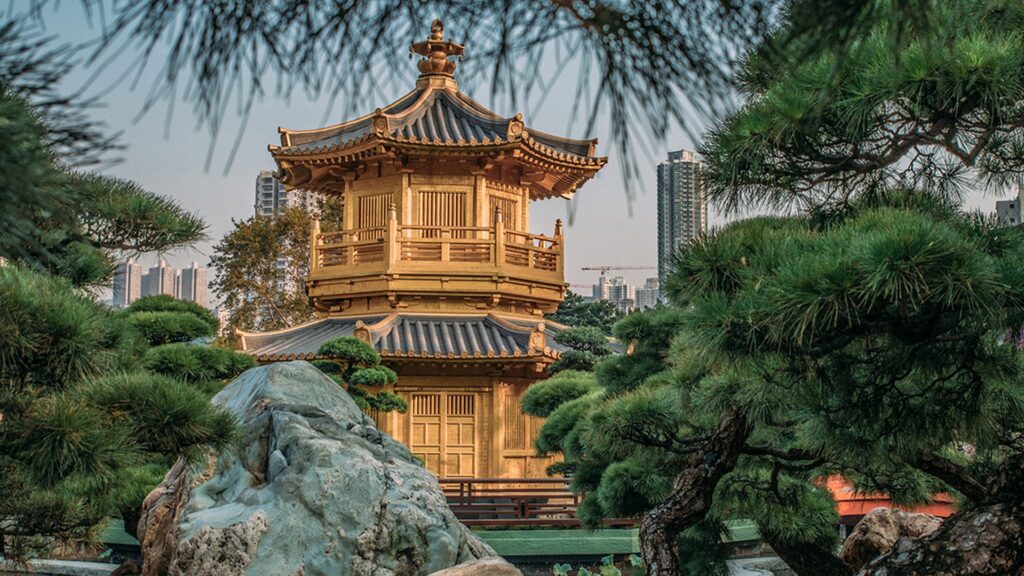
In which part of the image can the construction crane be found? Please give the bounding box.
[581,265,657,278]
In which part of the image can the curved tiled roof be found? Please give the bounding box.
[274,83,599,163]
[239,313,569,362]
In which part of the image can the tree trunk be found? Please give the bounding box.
[763,533,854,576]
[856,500,1023,575]
[859,452,1024,575]
[639,406,751,576]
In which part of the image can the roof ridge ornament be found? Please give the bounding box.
[410,19,465,77]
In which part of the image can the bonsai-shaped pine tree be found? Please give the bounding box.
[527,1,1024,573]
[315,337,408,413]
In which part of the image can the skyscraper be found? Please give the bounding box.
[254,170,318,217]
[179,261,208,307]
[635,277,661,309]
[142,259,177,297]
[657,149,707,287]
[111,259,142,308]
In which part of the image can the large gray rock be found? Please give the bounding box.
[138,361,495,576]
[426,558,523,576]
[839,507,943,571]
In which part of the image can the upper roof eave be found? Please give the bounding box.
[271,134,607,169]
[271,81,603,163]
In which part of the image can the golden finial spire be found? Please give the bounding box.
[410,19,464,77]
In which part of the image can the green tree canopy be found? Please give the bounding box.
[210,199,342,334]
[0,88,241,559]
[547,291,624,335]
[533,2,1024,574]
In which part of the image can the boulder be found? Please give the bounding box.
[138,361,496,576]
[426,557,523,576]
[839,507,943,571]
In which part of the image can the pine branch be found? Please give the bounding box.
[913,452,987,502]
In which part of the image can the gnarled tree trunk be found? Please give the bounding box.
[857,452,1024,575]
[638,406,751,576]
[857,500,1023,575]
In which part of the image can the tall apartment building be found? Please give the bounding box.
[179,261,208,307]
[657,149,707,286]
[142,259,177,298]
[254,170,318,217]
[255,170,321,292]
[635,277,661,309]
[996,185,1024,226]
[111,259,142,308]
[591,274,637,312]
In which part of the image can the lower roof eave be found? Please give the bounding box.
[253,351,556,364]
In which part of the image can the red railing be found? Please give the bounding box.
[438,478,637,527]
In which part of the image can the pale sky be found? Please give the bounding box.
[30,2,1004,303]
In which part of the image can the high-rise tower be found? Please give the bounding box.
[179,261,208,307]
[255,170,318,217]
[657,149,707,286]
[142,259,177,297]
[111,259,142,308]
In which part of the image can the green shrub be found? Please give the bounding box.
[548,350,601,374]
[318,336,380,366]
[522,371,599,417]
[127,294,219,332]
[311,359,341,374]
[143,343,255,384]
[84,371,236,455]
[347,366,398,387]
[362,389,408,413]
[535,392,600,454]
[126,311,214,345]
[553,326,612,356]
[0,266,112,388]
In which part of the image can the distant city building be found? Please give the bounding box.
[255,170,319,292]
[111,259,142,308]
[995,185,1023,226]
[179,261,208,307]
[591,274,637,312]
[657,149,707,287]
[635,277,661,309]
[142,259,177,297]
[255,170,318,217]
[592,274,611,301]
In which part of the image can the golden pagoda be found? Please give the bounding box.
[238,20,606,480]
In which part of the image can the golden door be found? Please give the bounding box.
[408,392,478,477]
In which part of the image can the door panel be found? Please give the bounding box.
[410,394,442,472]
[445,394,477,477]
[408,392,478,477]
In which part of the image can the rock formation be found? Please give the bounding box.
[839,508,942,571]
[137,361,495,576]
[426,557,523,576]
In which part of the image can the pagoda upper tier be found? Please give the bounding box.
[271,21,605,200]
[269,20,606,318]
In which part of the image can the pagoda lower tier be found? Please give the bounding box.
[238,311,569,479]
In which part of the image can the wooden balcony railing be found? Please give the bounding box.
[309,206,564,285]
[438,478,638,527]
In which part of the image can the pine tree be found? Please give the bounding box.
[0,90,252,560]
[531,1,1024,574]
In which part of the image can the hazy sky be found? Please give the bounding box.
[32,3,1004,302]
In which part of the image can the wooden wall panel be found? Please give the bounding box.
[418,191,467,237]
